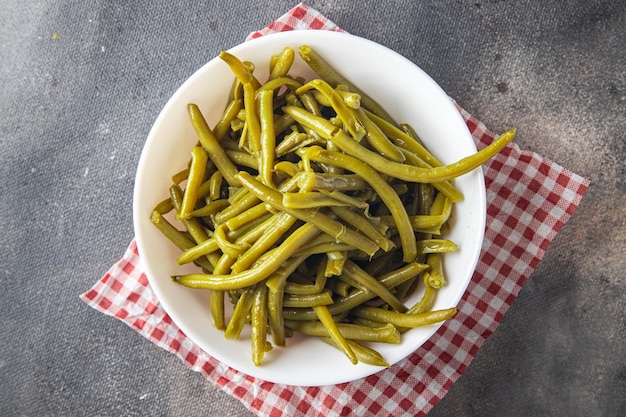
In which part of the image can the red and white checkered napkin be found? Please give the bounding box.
[81,3,590,417]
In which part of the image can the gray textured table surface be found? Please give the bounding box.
[1,1,624,416]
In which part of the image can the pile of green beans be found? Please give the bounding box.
[151,45,516,366]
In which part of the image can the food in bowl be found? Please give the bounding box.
[133,30,513,385]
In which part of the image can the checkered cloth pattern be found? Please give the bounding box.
[81,3,590,416]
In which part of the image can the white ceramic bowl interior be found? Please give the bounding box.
[133,30,485,386]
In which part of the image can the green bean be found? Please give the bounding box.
[224,286,255,339]
[292,241,355,257]
[224,149,259,170]
[172,222,320,290]
[363,109,442,168]
[352,106,405,163]
[330,206,394,252]
[297,79,365,141]
[176,237,219,265]
[172,168,189,184]
[177,146,208,221]
[236,171,380,256]
[281,191,354,209]
[251,285,269,366]
[169,184,211,244]
[325,250,347,276]
[284,105,517,183]
[283,290,333,308]
[295,171,368,191]
[297,45,396,124]
[312,305,357,364]
[258,89,276,187]
[352,306,457,328]
[273,113,296,136]
[340,260,407,313]
[189,199,229,218]
[326,279,351,297]
[226,212,274,243]
[150,211,213,272]
[210,290,226,330]
[319,337,389,367]
[397,147,463,202]
[208,171,223,201]
[242,82,261,156]
[269,46,295,80]
[214,192,260,224]
[299,91,322,116]
[284,260,328,295]
[285,319,400,344]
[266,255,309,347]
[283,262,428,321]
[230,211,297,273]
[415,239,457,254]
[153,197,174,215]
[275,131,319,156]
[222,174,300,230]
[188,103,240,186]
[258,76,302,93]
[300,146,416,262]
[425,253,446,289]
[219,51,261,90]
[407,277,438,315]
[213,99,242,142]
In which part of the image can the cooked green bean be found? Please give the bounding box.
[189,199,229,218]
[295,171,368,191]
[236,171,380,256]
[266,254,309,347]
[283,290,333,308]
[258,89,276,187]
[320,337,389,367]
[284,105,516,183]
[341,260,407,312]
[269,46,295,80]
[284,261,328,295]
[150,211,213,272]
[300,146,416,262]
[283,262,428,321]
[224,286,255,339]
[176,237,219,265]
[213,99,242,141]
[330,206,394,252]
[285,319,400,344]
[153,197,174,215]
[209,290,226,330]
[242,82,262,156]
[352,306,457,328]
[172,222,320,290]
[177,146,208,221]
[188,103,240,186]
[282,191,354,209]
[172,168,189,184]
[312,305,357,364]
[219,51,261,90]
[169,184,211,244]
[425,253,446,289]
[251,285,269,366]
[297,79,365,141]
[297,45,396,124]
[415,239,457,254]
[352,106,405,162]
[230,211,297,273]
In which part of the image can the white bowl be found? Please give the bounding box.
[133,30,485,386]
